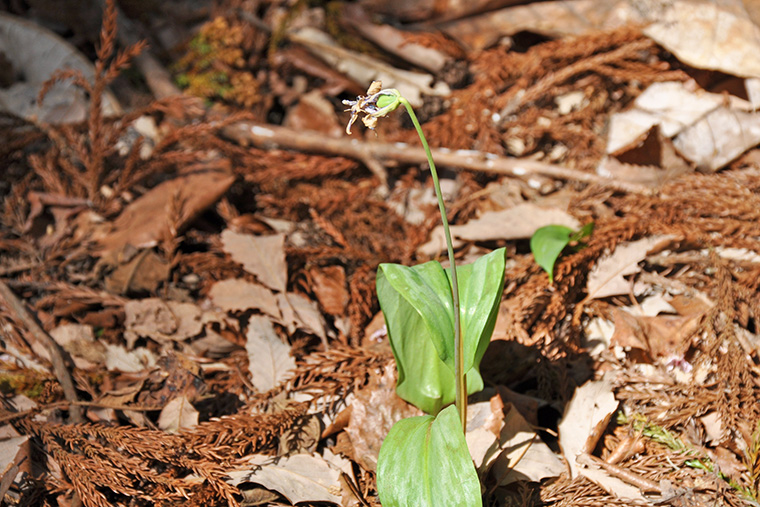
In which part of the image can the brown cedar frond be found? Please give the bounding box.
[37,69,92,106]
[96,0,118,65]
[103,40,148,83]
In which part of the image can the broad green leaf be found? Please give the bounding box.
[377,248,506,414]
[376,406,482,507]
[378,261,455,368]
[449,248,506,376]
[530,225,574,283]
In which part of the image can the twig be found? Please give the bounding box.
[0,282,83,423]
[222,121,654,195]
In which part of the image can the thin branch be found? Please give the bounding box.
[222,121,654,195]
[0,282,83,423]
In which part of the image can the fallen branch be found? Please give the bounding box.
[222,121,653,195]
[0,282,83,423]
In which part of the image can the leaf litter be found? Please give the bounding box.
[2,0,760,506]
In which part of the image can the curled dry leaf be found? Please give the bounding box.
[220,230,288,293]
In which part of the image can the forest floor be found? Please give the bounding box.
[2,0,760,506]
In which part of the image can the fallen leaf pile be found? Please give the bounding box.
[1,0,760,506]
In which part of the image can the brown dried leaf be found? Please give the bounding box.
[208,278,281,319]
[246,315,295,392]
[228,454,342,505]
[98,169,235,254]
[309,266,349,316]
[157,395,199,433]
[221,230,288,293]
[344,363,421,472]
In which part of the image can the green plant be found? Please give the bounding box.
[530,222,593,283]
[344,82,506,506]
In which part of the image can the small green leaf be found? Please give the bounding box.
[377,405,482,507]
[530,225,574,283]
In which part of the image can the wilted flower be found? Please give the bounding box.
[342,81,402,134]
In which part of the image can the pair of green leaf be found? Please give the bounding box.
[530,223,594,283]
[377,405,482,507]
[376,247,506,415]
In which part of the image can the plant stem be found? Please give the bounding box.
[400,98,466,431]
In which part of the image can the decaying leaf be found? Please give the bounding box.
[558,376,618,478]
[123,299,204,347]
[208,278,281,318]
[221,230,288,292]
[157,395,199,433]
[586,235,676,300]
[246,315,295,392]
[228,454,342,505]
[344,363,422,472]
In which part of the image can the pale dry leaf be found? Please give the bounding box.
[208,278,281,319]
[104,344,157,373]
[439,0,649,51]
[0,434,28,474]
[123,299,204,347]
[277,292,327,342]
[674,107,760,171]
[489,406,564,485]
[0,12,121,122]
[644,0,760,79]
[606,81,724,154]
[227,454,342,505]
[586,235,676,300]
[157,395,199,433]
[465,400,505,471]
[246,315,295,392]
[453,203,581,242]
[50,323,105,369]
[221,230,287,292]
[558,376,618,478]
[419,203,579,255]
